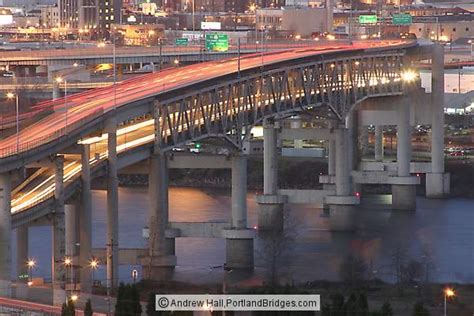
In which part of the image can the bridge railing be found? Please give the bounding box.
[0,108,104,159]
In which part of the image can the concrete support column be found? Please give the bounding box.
[328,121,336,177]
[79,145,92,293]
[16,226,28,279]
[426,44,450,197]
[374,125,384,162]
[144,151,176,280]
[360,125,369,157]
[64,203,76,292]
[231,155,247,229]
[106,119,119,289]
[52,156,66,305]
[396,103,411,177]
[335,128,350,196]
[391,98,417,211]
[345,111,358,171]
[225,155,254,270]
[15,226,28,299]
[0,172,12,297]
[326,127,358,231]
[256,118,287,231]
[53,81,60,100]
[263,119,278,195]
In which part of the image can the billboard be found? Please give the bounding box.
[201,21,221,30]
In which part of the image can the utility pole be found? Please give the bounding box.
[237,38,241,79]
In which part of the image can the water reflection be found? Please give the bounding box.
[18,187,474,284]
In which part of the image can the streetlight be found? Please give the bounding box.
[468,40,473,58]
[97,38,117,110]
[27,259,36,285]
[55,76,68,132]
[6,92,19,152]
[64,257,73,296]
[444,288,455,316]
[89,258,99,285]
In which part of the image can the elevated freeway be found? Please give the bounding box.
[0,40,448,305]
[0,43,312,67]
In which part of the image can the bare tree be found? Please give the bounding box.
[257,212,299,287]
[339,254,368,289]
[390,242,409,295]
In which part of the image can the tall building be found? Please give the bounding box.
[59,0,97,29]
[98,0,122,31]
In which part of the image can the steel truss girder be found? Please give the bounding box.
[154,52,406,150]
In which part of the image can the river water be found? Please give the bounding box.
[17,187,474,285]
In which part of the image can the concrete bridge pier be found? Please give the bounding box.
[323,121,336,192]
[256,118,287,231]
[79,144,92,294]
[360,125,369,157]
[16,226,28,278]
[426,44,450,197]
[391,98,418,211]
[144,151,177,280]
[52,156,66,305]
[105,119,119,289]
[53,80,60,100]
[15,226,29,299]
[326,127,358,231]
[374,125,384,162]
[0,172,12,297]
[223,155,254,270]
[64,203,78,292]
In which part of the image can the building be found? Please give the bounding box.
[12,15,40,27]
[142,1,158,15]
[58,0,97,29]
[403,6,474,42]
[113,23,164,45]
[98,0,122,32]
[256,6,330,36]
[410,20,474,42]
[39,4,59,27]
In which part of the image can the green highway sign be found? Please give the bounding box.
[392,13,412,25]
[175,38,189,46]
[205,33,229,52]
[358,15,378,24]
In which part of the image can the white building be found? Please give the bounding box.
[39,4,59,27]
[257,6,332,36]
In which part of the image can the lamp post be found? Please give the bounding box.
[444,288,455,316]
[98,39,116,110]
[27,259,36,286]
[249,4,257,48]
[89,258,99,287]
[64,257,73,298]
[468,40,473,59]
[6,92,19,152]
[55,76,68,132]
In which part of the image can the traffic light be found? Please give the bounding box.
[195,143,201,149]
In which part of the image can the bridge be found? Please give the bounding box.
[0,40,449,305]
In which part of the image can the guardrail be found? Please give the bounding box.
[0,108,104,158]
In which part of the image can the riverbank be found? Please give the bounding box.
[132,279,474,316]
